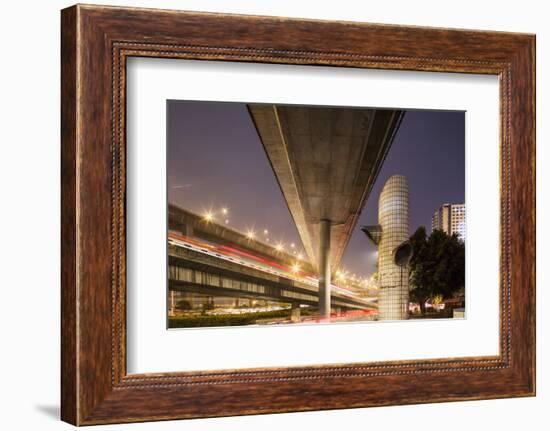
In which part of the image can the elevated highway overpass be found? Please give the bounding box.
[248,105,403,317]
[168,206,376,319]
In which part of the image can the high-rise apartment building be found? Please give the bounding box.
[432,203,466,241]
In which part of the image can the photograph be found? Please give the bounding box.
[167,101,466,329]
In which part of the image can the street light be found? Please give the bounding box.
[393,241,413,267]
[203,211,214,222]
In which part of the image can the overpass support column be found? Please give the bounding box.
[318,219,331,319]
[291,303,301,322]
[169,290,175,317]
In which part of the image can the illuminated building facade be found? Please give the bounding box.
[363,175,410,320]
[432,203,466,241]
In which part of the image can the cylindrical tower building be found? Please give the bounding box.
[378,175,410,320]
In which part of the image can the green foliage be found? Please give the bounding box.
[408,226,465,313]
[409,308,453,319]
[168,308,293,328]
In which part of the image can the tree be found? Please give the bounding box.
[408,226,465,314]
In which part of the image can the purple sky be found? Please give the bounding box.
[167,101,465,278]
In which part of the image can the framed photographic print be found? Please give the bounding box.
[61,4,535,425]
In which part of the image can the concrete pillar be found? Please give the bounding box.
[377,175,410,320]
[318,219,331,319]
[183,223,194,238]
[168,290,175,317]
[290,303,301,322]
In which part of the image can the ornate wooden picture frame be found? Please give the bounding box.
[61,4,535,425]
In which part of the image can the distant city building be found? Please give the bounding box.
[432,203,466,241]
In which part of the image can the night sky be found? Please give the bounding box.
[167,101,465,278]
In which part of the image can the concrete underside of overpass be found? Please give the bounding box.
[248,105,403,272]
[248,105,403,317]
[168,244,375,311]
